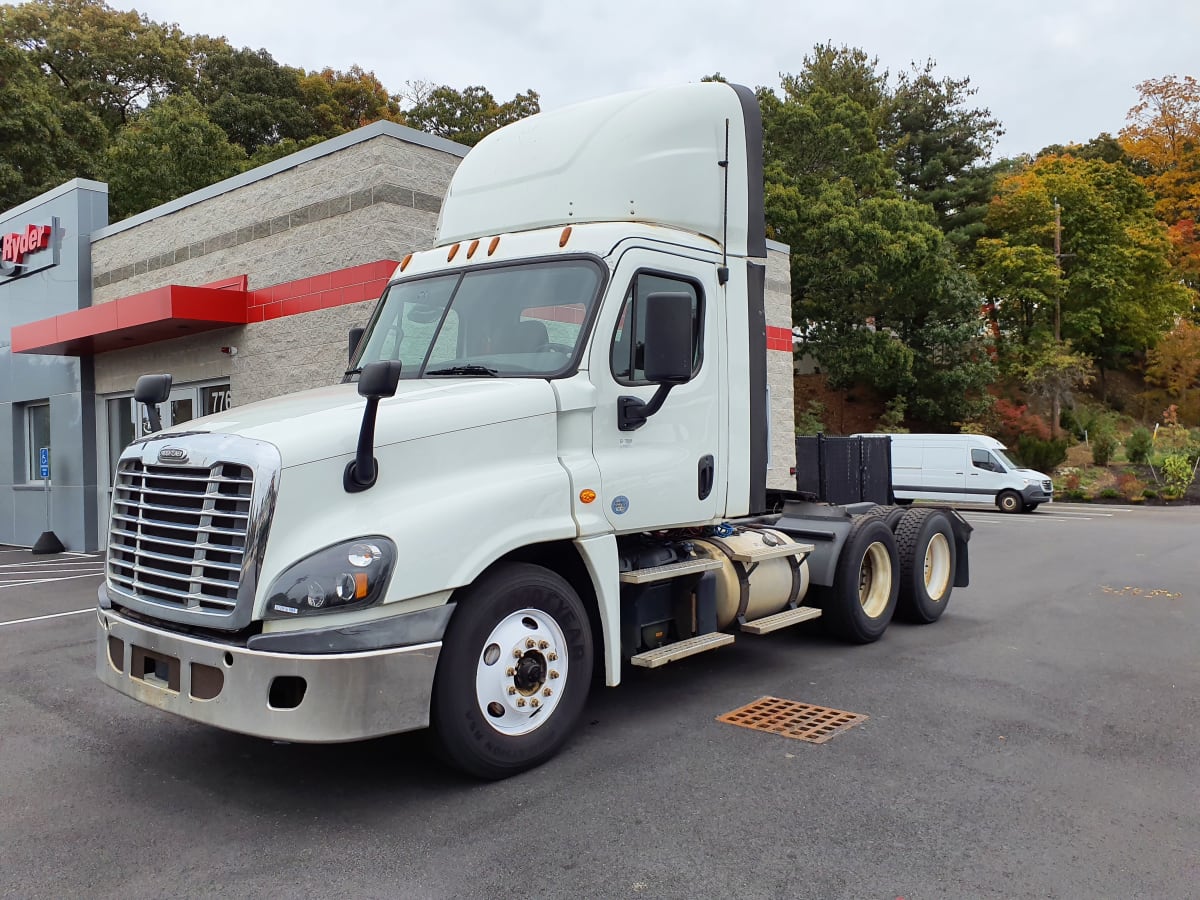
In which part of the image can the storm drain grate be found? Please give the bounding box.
[717,696,867,744]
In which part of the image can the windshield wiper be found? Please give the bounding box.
[425,364,499,377]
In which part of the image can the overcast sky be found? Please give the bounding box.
[131,0,1196,160]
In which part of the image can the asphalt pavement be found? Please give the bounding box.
[1,505,1197,899]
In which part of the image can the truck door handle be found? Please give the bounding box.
[698,455,715,500]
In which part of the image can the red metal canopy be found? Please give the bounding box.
[12,285,249,356]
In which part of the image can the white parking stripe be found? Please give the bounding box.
[0,560,105,569]
[0,572,107,589]
[0,608,94,627]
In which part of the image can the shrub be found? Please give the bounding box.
[1091,427,1118,466]
[994,399,1050,444]
[1117,471,1147,501]
[1161,454,1194,500]
[1013,434,1070,472]
[1098,487,1121,499]
[877,397,908,433]
[795,400,826,435]
[1143,488,1159,500]
[1125,427,1153,465]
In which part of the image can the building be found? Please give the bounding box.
[1,121,793,551]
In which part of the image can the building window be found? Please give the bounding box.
[26,402,50,481]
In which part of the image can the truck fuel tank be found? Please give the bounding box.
[691,528,811,629]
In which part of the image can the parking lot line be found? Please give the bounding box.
[0,608,93,628]
[0,572,107,590]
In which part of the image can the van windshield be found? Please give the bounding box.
[350,259,604,379]
[993,449,1018,470]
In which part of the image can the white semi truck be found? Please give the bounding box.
[97,82,971,779]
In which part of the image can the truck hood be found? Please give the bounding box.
[160,379,560,467]
[1016,468,1051,481]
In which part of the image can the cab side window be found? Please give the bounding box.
[610,273,702,385]
[971,449,999,472]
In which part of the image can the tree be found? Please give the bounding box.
[102,94,246,220]
[1013,341,1094,439]
[1144,319,1200,422]
[978,154,1189,375]
[0,41,105,207]
[189,39,316,156]
[882,60,1005,249]
[1,0,193,130]
[403,84,540,147]
[764,50,995,426]
[298,66,403,136]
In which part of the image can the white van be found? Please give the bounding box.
[855,433,1054,513]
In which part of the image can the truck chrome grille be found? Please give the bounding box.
[108,460,255,618]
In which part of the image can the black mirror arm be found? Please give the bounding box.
[145,405,163,434]
[344,396,381,492]
[618,384,674,432]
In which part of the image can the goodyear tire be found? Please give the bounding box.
[816,517,899,643]
[431,563,593,780]
[997,489,1024,513]
[895,508,955,623]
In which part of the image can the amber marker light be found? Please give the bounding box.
[488,236,501,256]
[399,253,413,271]
[579,489,596,504]
[559,226,572,247]
[354,572,369,599]
[447,243,461,261]
[467,239,480,258]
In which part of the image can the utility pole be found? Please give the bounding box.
[1053,199,1062,344]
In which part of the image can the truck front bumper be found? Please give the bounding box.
[96,607,440,743]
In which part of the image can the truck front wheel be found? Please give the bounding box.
[816,518,899,644]
[431,562,593,780]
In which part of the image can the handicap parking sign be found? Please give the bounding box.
[38,447,50,479]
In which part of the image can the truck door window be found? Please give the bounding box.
[611,273,702,385]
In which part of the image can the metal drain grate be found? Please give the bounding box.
[717,696,867,744]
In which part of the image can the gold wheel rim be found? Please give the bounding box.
[923,532,951,601]
[858,542,892,619]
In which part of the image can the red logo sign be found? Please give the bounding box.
[1,224,52,266]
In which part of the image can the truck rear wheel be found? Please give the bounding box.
[817,518,899,643]
[431,562,593,780]
[895,508,955,623]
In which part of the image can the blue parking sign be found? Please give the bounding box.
[38,447,50,479]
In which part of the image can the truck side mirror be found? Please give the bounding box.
[348,326,365,364]
[619,292,694,431]
[134,373,172,434]
[344,360,403,493]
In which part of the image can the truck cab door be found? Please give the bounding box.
[589,251,723,531]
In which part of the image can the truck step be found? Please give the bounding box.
[619,557,723,584]
[630,631,735,668]
[729,541,815,564]
[740,605,823,635]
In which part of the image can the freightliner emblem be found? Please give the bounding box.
[158,447,188,464]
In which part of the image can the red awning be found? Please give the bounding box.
[11,285,249,356]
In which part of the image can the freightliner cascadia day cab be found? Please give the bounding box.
[859,433,1054,513]
[97,83,972,779]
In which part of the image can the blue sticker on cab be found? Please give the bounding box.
[611,495,629,515]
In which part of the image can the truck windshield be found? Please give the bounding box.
[352,259,604,378]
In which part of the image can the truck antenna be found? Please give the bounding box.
[717,118,730,286]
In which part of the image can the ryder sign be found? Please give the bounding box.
[0,220,56,280]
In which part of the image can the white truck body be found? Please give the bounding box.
[865,433,1054,513]
[97,83,971,777]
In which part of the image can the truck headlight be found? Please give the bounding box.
[265,538,396,618]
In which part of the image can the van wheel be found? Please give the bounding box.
[431,563,593,780]
[816,518,899,643]
[895,508,955,623]
[997,490,1024,513]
